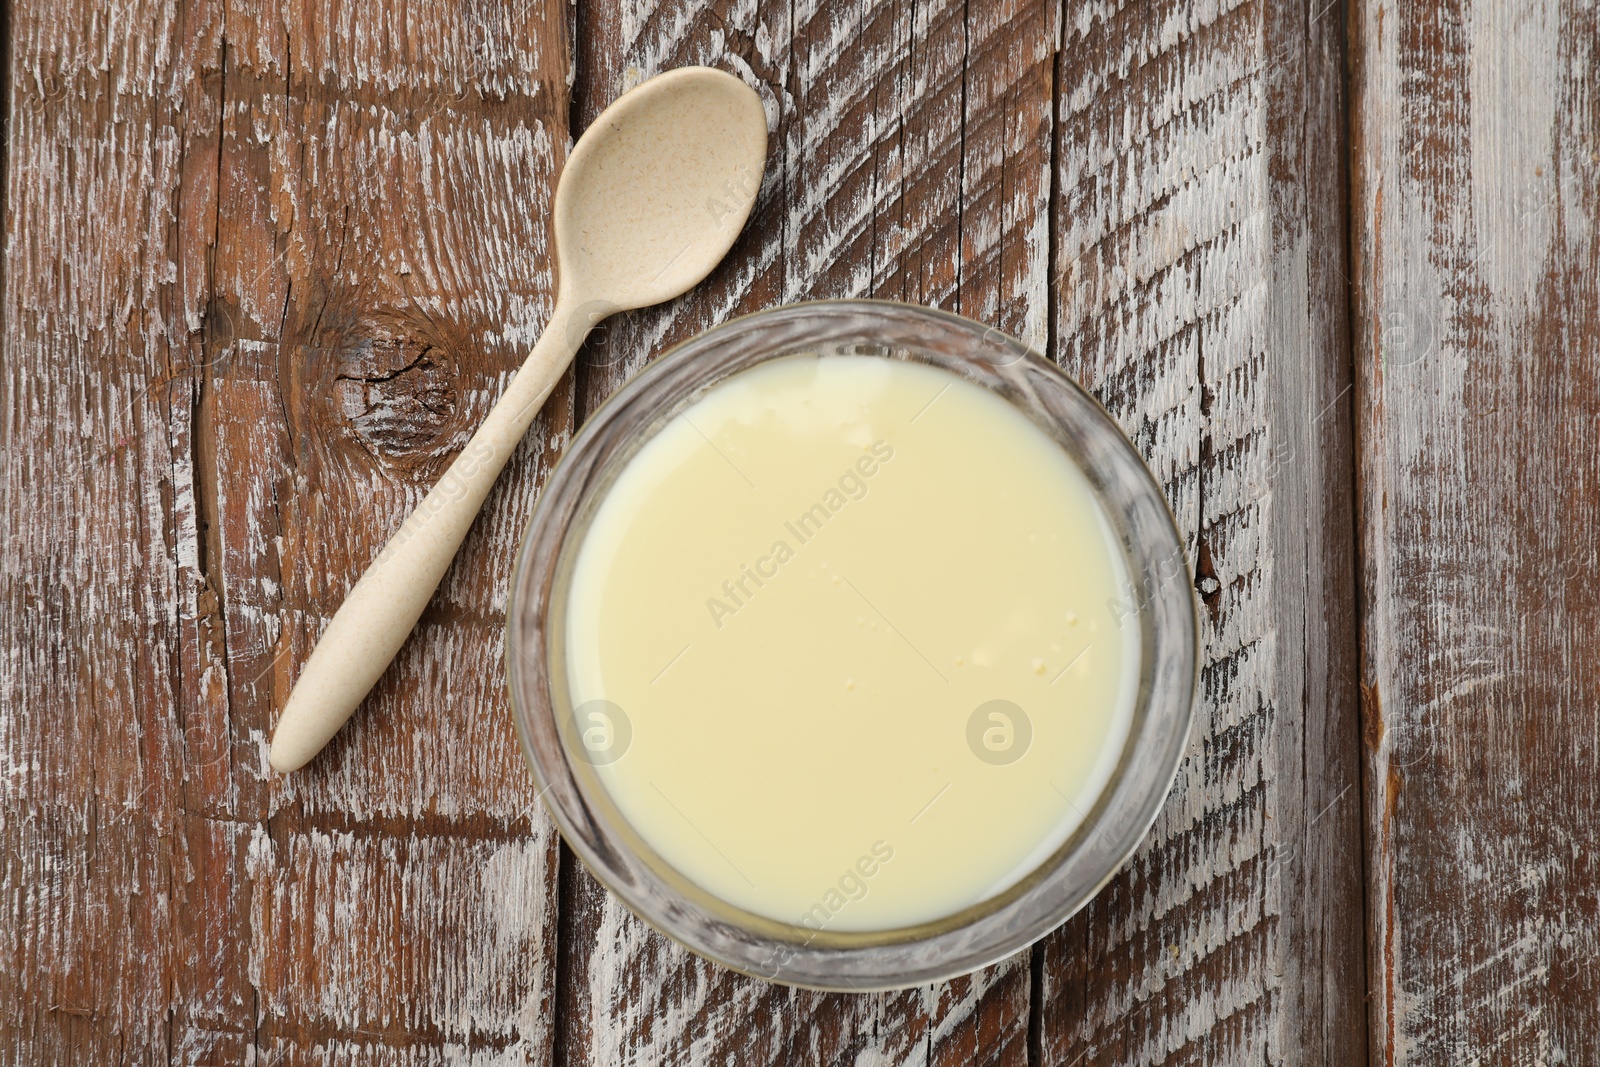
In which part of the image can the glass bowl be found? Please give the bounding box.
[505,300,1197,990]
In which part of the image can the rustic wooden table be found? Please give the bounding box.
[4,0,1596,1062]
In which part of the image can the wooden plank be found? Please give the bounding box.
[3,0,575,1060]
[1036,0,1368,1063]
[3,0,226,1060]
[222,0,574,1060]
[557,0,1055,1062]
[1348,0,1600,1060]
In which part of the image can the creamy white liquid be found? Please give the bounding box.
[563,355,1138,931]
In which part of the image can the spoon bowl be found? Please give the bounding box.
[556,67,768,311]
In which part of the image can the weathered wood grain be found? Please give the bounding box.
[1037,0,1367,1064]
[3,1,228,1060]
[1349,0,1600,1061]
[3,0,574,1061]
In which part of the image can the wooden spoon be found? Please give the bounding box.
[269,67,768,772]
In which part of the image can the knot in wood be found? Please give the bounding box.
[333,335,461,463]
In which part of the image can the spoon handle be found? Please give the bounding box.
[268,301,594,772]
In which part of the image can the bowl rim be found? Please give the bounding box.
[504,298,1199,991]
